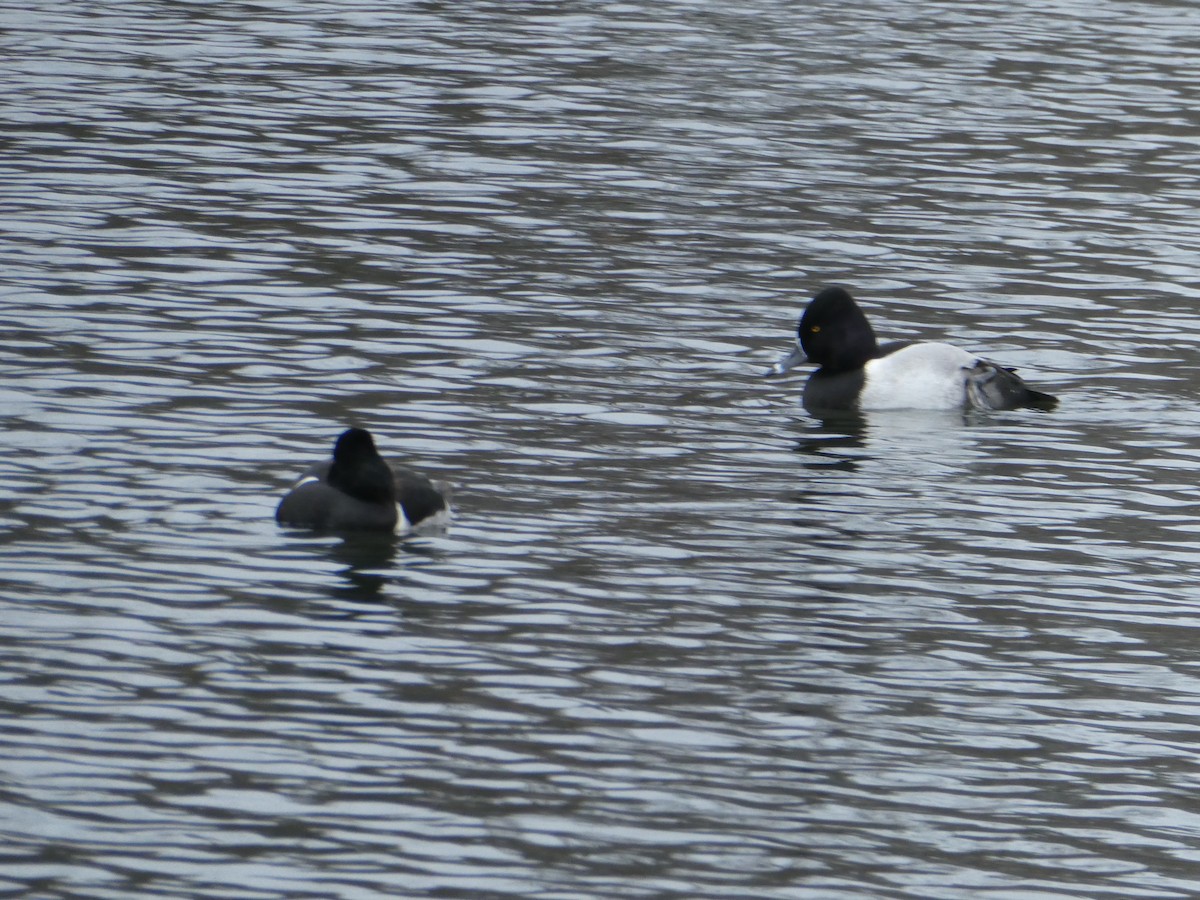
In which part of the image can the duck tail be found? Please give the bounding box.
[966,361,1057,410]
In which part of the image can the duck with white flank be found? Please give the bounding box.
[768,286,1057,412]
[276,427,447,532]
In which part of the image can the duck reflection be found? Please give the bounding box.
[786,407,990,539]
[327,532,398,601]
[793,407,983,469]
[326,531,451,604]
[790,411,870,473]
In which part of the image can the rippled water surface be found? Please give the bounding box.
[7,0,1200,897]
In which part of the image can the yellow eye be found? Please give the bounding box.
[810,325,821,334]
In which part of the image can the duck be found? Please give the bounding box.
[276,427,448,532]
[767,285,1057,412]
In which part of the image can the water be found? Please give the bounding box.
[5,0,1200,897]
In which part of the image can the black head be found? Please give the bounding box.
[329,427,395,504]
[798,286,880,372]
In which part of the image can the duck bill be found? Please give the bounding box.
[765,343,807,376]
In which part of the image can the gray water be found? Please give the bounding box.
[6,0,1200,897]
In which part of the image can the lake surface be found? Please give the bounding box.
[6,1,1200,897]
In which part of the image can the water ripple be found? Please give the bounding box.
[6,0,1200,898]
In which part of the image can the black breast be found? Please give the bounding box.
[802,368,867,413]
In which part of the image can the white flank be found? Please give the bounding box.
[858,342,976,410]
[394,504,412,533]
[398,504,453,534]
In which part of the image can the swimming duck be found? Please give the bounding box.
[768,286,1057,412]
[276,427,447,532]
